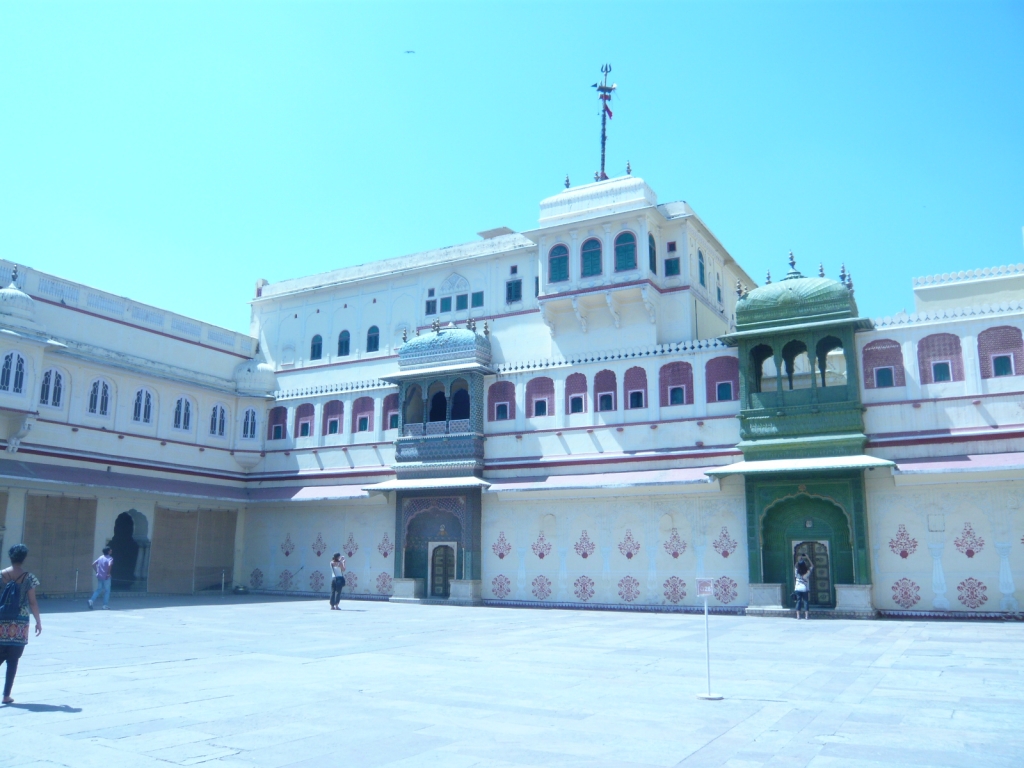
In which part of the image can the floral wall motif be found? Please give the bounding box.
[375,572,393,595]
[249,568,263,589]
[663,576,686,604]
[309,570,325,592]
[378,533,394,558]
[280,534,295,557]
[957,577,987,609]
[954,523,984,558]
[278,570,293,590]
[492,532,511,559]
[574,575,595,602]
[532,532,552,560]
[343,533,359,558]
[713,576,737,604]
[888,525,918,559]
[532,575,552,600]
[712,527,737,558]
[345,572,359,592]
[492,574,511,598]
[618,575,640,602]
[311,533,326,557]
[618,529,640,560]
[891,578,920,608]
[574,530,596,559]
[663,529,686,559]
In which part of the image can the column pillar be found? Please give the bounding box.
[2,488,27,550]
[373,394,384,442]
[928,542,950,610]
[962,333,982,392]
[554,376,566,429]
[233,507,247,589]
[994,542,1018,612]
[904,339,922,400]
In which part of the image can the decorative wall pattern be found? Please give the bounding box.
[618,575,640,602]
[376,572,393,595]
[345,572,359,592]
[250,568,264,589]
[713,527,737,558]
[281,534,295,557]
[618,530,640,560]
[309,570,325,592]
[713,576,737,604]
[492,532,511,559]
[891,577,920,608]
[957,577,987,609]
[378,533,394,558]
[532,532,552,559]
[532,575,552,600]
[954,524,984,558]
[278,570,293,590]
[888,525,918,559]
[663,576,686,604]
[663,529,686,559]
[492,574,511,598]
[574,575,595,602]
[574,530,596,559]
[311,533,326,557]
[344,533,359,558]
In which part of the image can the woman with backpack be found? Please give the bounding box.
[0,543,42,704]
[329,552,346,610]
[793,554,813,620]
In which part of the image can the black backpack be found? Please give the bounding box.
[0,573,27,620]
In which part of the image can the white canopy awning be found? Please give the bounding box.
[363,476,491,494]
[705,454,894,477]
[380,362,495,383]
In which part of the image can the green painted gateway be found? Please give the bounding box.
[715,256,887,610]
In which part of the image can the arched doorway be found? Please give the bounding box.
[403,506,463,587]
[109,510,150,592]
[762,496,853,608]
[430,544,456,598]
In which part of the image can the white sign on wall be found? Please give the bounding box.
[696,577,713,598]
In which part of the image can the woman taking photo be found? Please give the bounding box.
[0,544,42,704]
[329,552,346,610]
[793,554,813,620]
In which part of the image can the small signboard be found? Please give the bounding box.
[696,578,714,598]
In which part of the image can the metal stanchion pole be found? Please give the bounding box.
[221,570,225,594]
[696,578,722,701]
[75,569,79,597]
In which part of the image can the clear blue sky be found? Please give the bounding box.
[1,1,1022,333]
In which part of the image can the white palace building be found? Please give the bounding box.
[1,175,1022,617]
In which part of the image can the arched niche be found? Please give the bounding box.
[750,344,774,394]
[450,378,470,421]
[427,381,447,422]
[815,335,847,387]
[109,509,151,592]
[781,340,812,390]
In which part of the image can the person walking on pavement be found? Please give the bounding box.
[0,544,43,704]
[329,552,346,610]
[794,554,813,620]
[89,547,114,610]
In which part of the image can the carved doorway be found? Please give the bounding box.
[429,542,457,598]
[793,540,832,607]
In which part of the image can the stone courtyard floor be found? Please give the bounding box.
[2,596,1023,768]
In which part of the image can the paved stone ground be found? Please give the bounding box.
[2,596,1023,768]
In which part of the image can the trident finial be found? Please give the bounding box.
[839,263,847,284]
[10,265,18,285]
[818,263,825,278]
[735,279,743,298]
[626,161,631,175]
[788,251,796,270]
[592,64,615,181]
[564,175,570,189]
[402,327,407,343]
[483,321,490,337]
[766,269,772,284]
[431,317,440,333]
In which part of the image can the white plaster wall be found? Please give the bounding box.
[481,488,748,609]
[242,498,395,597]
[867,475,1024,613]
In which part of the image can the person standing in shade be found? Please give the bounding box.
[88,547,114,610]
[329,552,346,610]
[794,554,813,620]
[0,544,42,704]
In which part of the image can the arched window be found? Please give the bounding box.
[403,385,423,432]
[525,376,554,418]
[698,250,706,287]
[548,244,569,283]
[862,339,905,389]
[294,403,315,438]
[338,330,351,357]
[565,372,587,414]
[39,369,64,408]
[782,340,811,390]
[322,400,344,435]
[659,362,693,406]
[1,352,26,394]
[624,366,648,409]
[716,274,722,304]
[210,405,227,436]
[88,379,111,416]
[581,239,602,277]
[487,381,515,422]
[707,356,739,402]
[594,369,617,412]
[614,232,637,272]
[242,408,258,439]
[173,397,192,431]
[918,333,964,384]
[978,326,1023,379]
[366,326,380,353]
[352,396,374,433]
[449,385,470,422]
[383,393,400,430]
[749,345,773,394]
[132,388,155,424]
[428,383,447,423]
[310,335,323,361]
[648,234,657,274]
[267,406,287,440]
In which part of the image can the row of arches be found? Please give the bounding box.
[863,326,1023,388]
[750,336,847,394]
[403,381,471,429]
[485,358,740,421]
[547,231,654,283]
[309,327,379,361]
[267,394,400,440]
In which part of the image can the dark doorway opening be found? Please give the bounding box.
[110,512,141,591]
[431,545,455,598]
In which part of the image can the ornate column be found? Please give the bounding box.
[928,542,950,610]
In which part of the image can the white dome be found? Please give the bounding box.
[0,268,42,333]
[234,359,277,394]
